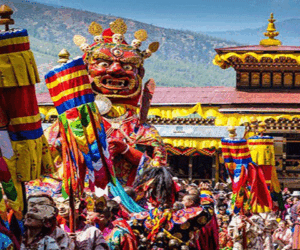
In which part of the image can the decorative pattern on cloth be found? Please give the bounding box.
[103,109,167,186]
[0,29,39,87]
[44,57,115,196]
[0,85,54,182]
[103,218,138,250]
[0,148,18,224]
[131,206,215,248]
[26,176,61,197]
[221,138,272,214]
[248,136,283,210]
[165,144,216,156]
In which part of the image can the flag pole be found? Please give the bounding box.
[69,180,76,233]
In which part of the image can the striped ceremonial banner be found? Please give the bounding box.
[221,138,273,214]
[221,139,252,164]
[1,85,43,141]
[44,57,115,198]
[248,135,283,210]
[45,58,94,114]
[0,29,30,54]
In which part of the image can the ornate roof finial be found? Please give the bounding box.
[227,126,237,139]
[260,13,282,46]
[57,49,70,64]
[0,5,14,31]
[258,121,266,135]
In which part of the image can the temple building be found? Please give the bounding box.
[37,13,300,188]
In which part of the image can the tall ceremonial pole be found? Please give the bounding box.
[57,49,76,233]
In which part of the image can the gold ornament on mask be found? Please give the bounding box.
[129,79,136,90]
[73,35,87,46]
[134,29,148,42]
[149,42,160,53]
[110,18,127,35]
[88,21,103,36]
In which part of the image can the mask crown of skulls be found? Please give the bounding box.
[73,19,160,106]
[73,18,160,62]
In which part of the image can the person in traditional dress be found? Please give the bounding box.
[27,193,74,250]
[219,221,233,250]
[56,197,108,250]
[95,200,138,250]
[273,220,292,250]
[21,204,60,250]
[216,204,231,223]
[228,212,265,250]
[260,212,278,250]
[182,194,200,209]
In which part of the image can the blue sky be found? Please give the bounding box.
[32,0,300,32]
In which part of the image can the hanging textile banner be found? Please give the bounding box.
[45,57,115,197]
[248,135,284,210]
[221,138,273,214]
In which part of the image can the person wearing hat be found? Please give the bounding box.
[56,197,108,250]
[291,191,300,205]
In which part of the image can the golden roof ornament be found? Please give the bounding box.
[250,116,258,135]
[227,126,237,139]
[259,13,282,46]
[0,4,14,31]
[57,49,70,64]
[258,121,266,134]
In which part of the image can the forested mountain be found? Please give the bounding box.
[1,0,240,92]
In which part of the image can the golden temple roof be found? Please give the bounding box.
[212,13,300,70]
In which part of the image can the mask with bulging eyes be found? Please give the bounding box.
[88,47,144,106]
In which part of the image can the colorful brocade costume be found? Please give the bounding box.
[0,29,54,226]
[132,206,218,250]
[221,138,272,214]
[102,106,167,186]
[102,218,138,250]
[45,19,167,191]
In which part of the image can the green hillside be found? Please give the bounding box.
[1,0,238,92]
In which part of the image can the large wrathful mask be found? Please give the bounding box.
[73,19,159,106]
